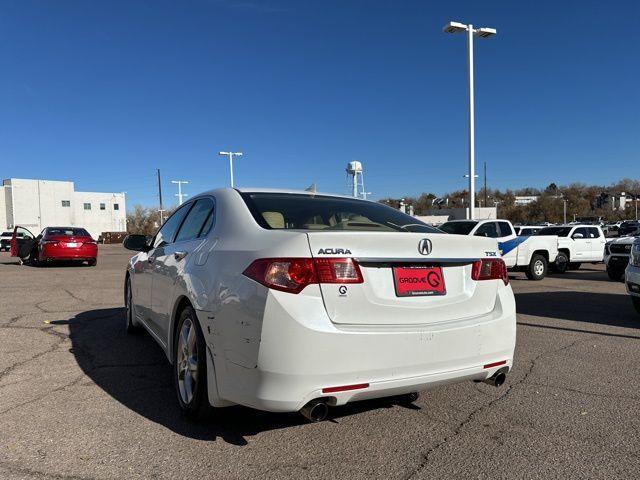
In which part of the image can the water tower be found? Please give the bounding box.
[346,161,366,199]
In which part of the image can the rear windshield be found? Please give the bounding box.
[439,221,478,235]
[538,227,572,237]
[241,193,441,233]
[45,228,91,237]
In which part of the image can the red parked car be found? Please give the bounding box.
[10,226,98,266]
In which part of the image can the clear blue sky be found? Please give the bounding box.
[1,0,638,209]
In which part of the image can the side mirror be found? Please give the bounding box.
[123,234,150,252]
[572,233,584,239]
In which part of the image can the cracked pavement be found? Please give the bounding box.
[1,246,639,479]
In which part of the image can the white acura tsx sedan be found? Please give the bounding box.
[123,188,516,421]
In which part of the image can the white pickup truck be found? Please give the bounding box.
[536,225,606,273]
[440,219,558,280]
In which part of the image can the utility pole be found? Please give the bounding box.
[171,180,189,205]
[157,169,164,224]
[563,199,568,225]
[219,151,243,188]
[484,161,487,209]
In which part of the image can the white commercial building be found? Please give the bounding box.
[0,178,126,239]
[514,195,539,206]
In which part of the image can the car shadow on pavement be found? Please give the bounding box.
[515,291,639,329]
[57,308,418,445]
[0,259,92,268]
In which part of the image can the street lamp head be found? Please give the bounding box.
[233,152,243,157]
[474,27,497,38]
[219,151,229,156]
[443,21,468,34]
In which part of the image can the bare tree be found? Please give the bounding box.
[126,205,176,236]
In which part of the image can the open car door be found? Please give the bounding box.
[10,226,37,259]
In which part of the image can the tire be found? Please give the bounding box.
[606,266,624,281]
[88,258,97,267]
[125,277,142,334]
[633,296,640,315]
[553,252,569,274]
[28,249,41,268]
[569,262,582,270]
[173,306,212,420]
[525,254,547,280]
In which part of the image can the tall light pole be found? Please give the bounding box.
[156,169,164,224]
[171,180,189,205]
[219,151,243,188]
[444,21,497,220]
[562,199,568,224]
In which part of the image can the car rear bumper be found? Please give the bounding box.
[41,244,97,260]
[206,284,516,412]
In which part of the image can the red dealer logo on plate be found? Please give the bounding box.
[393,266,446,297]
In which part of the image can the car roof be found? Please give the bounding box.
[194,187,374,202]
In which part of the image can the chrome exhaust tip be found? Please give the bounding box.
[299,399,329,422]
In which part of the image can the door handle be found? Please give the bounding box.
[174,251,188,261]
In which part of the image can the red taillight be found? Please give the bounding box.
[244,258,316,294]
[314,258,363,284]
[243,257,364,294]
[471,258,509,285]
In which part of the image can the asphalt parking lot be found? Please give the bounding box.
[1,245,639,479]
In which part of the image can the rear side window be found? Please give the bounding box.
[497,222,514,237]
[588,227,600,238]
[153,203,192,248]
[475,222,500,238]
[440,221,478,235]
[174,198,215,242]
[241,193,440,233]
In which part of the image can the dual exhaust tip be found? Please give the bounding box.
[300,370,508,422]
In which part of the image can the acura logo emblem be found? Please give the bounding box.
[418,238,433,255]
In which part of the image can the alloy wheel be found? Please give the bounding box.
[176,317,198,405]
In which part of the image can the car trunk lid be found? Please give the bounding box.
[46,235,93,247]
[307,232,500,326]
